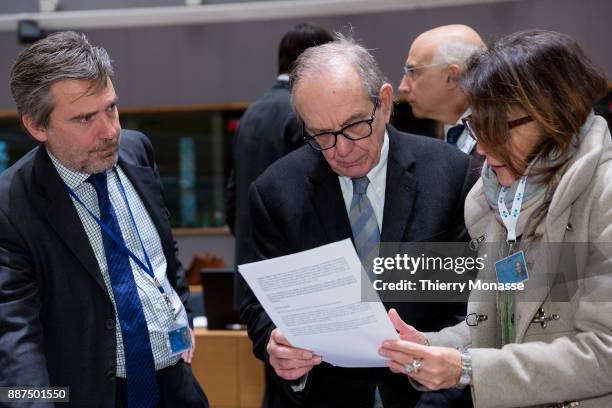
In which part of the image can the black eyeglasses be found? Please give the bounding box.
[303,99,379,151]
[462,115,533,142]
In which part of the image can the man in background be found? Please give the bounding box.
[226,22,333,307]
[0,31,208,408]
[398,24,485,155]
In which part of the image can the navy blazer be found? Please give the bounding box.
[0,130,194,408]
[241,125,477,408]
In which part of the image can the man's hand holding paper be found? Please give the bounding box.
[267,328,322,380]
[239,239,399,368]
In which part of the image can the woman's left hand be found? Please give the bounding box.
[379,340,462,391]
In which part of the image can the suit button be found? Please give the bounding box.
[106,319,115,329]
[106,369,115,379]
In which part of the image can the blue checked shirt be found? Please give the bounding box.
[48,153,187,377]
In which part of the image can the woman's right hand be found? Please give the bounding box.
[387,308,429,345]
[383,309,464,391]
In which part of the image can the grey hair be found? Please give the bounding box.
[289,33,387,113]
[10,31,115,128]
[432,39,484,70]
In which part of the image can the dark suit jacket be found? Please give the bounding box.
[0,130,201,408]
[226,80,302,307]
[240,126,478,408]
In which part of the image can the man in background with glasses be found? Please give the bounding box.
[398,25,485,155]
[241,34,475,408]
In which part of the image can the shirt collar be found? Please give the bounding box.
[443,107,472,135]
[277,74,290,82]
[47,150,95,190]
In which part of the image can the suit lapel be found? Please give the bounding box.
[308,153,352,244]
[118,156,177,286]
[32,147,107,292]
[380,128,417,246]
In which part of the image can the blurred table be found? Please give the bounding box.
[192,328,264,408]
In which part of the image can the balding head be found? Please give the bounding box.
[411,24,485,69]
[398,25,485,124]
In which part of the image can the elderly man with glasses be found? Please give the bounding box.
[398,25,485,155]
[240,34,476,408]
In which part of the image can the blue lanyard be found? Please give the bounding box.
[66,169,165,295]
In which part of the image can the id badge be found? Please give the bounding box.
[167,323,193,356]
[495,250,529,284]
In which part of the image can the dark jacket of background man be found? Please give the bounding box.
[225,23,333,308]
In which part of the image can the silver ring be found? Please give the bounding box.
[404,358,422,374]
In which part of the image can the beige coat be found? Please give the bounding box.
[426,114,612,408]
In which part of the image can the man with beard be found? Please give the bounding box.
[0,31,208,408]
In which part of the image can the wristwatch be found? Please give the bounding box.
[456,349,472,389]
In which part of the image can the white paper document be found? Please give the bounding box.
[238,238,399,367]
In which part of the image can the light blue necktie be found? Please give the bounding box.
[88,172,160,408]
[349,177,381,282]
[349,177,383,408]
